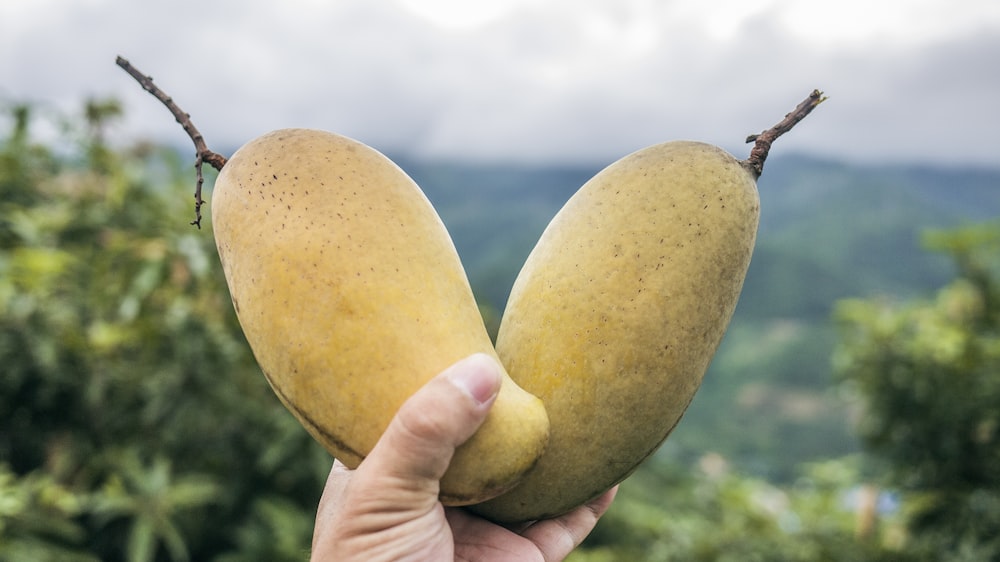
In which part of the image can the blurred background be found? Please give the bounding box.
[1,0,998,560]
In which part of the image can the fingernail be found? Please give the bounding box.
[447,353,501,405]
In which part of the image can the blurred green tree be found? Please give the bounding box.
[4,94,995,561]
[834,222,1000,560]
[569,454,885,561]
[0,99,330,561]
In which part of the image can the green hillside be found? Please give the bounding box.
[396,156,595,311]
[4,100,997,558]
[400,154,1000,479]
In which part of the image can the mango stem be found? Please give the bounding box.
[743,89,827,179]
[116,55,227,229]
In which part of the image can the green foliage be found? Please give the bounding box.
[0,464,98,562]
[88,452,219,562]
[570,455,887,561]
[0,100,330,560]
[834,222,1000,559]
[3,96,998,560]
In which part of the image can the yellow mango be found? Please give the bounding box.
[470,140,760,522]
[210,128,549,505]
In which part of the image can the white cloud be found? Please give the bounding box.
[775,0,1000,47]
[395,0,536,30]
[1,0,998,167]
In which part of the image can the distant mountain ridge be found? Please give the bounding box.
[393,153,1000,315]
[389,153,998,477]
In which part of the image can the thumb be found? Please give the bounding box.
[353,353,502,500]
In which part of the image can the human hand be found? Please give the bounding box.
[310,353,617,561]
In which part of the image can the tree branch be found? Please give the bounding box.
[743,89,827,179]
[115,55,227,228]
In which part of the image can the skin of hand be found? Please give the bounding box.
[310,353,618,561]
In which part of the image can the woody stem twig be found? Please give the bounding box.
[743,89,827,178]
[115,55,227,228]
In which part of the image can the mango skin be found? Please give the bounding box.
[470,141,760,522]
[210,128,549,505]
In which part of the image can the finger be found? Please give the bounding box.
[312,460,351,551]
[354,353,502,498]
[316,459,351,515]
[520,486,619,562]
[446,507,540,561]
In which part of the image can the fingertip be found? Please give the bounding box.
[444,353,502,406]
[587,485,619,517]
[520,486,620,560]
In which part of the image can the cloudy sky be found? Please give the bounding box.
[2,0,999,168]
